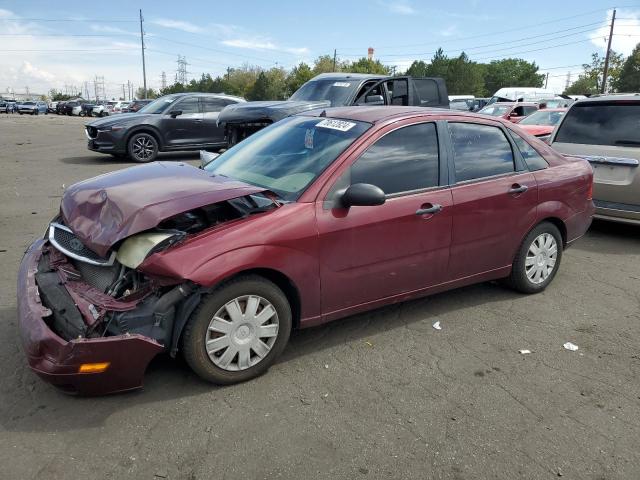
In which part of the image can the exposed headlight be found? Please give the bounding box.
[116,231,186,269]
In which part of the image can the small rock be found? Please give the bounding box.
[557,468,563,477]
[300,397,311,405]
[359,467,369,474]
[154,471,168,479]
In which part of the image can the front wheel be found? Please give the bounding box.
[182,276,292,385]
[127,132,158,163]
[504,222,563,294]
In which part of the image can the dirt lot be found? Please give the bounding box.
[1,113,639,480]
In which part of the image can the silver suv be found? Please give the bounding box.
[549,95,640,225]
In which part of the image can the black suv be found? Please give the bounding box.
[218,73,449,145]
[85,92,246,162]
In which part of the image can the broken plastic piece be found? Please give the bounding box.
[519,349,532,354]
[432,321,441,330]
[563,342,579,351]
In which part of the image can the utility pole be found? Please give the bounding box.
[545,72,549,89]
[122,83,126,100]
[139,9,147,99]
[127,80,131,101]
[601,8,616,94]
[333,49,337,71]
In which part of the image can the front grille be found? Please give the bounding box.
[48,222,115,266]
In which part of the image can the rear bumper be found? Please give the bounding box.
[565,201,595,246]
[17,239,163,395]
[593,200,640,225]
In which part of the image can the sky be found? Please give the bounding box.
[1,0,640,98]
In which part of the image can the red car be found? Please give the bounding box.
[478,102,539,123]
[17,107,594,395]
[517,108,567,142]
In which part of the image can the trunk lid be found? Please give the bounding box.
[61,162,266,257]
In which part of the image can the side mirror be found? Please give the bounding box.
[169,110,183,118]
[365,95,384,105]
[199,150,219,169]
[340,183,386,208]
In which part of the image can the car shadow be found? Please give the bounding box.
[0,281,522,433]
[570,219,640,256]
[58,151,202,166]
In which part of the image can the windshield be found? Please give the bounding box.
[520,110,565,126]
[137,96,179,114]
[479,105,510,116]
[289,79,359,106]
[205,116,371,201]
[23,101,35,105]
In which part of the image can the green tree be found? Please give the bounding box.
[613,44,640,92]
[563,75,598,95]
[564,51,624,95]
[424,48,449,79]
[286,62,314,94]
[48,89,74,101]
[346,57,391,75]
[312,54,347,74]
[405,60,429,77]
[135,87,158,99]
[484,58,545,95]
[445,53,486,96]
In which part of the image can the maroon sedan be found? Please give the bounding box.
[17,107,594,395]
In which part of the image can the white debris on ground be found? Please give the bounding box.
[563,342,579,351]
[432,321,442,330]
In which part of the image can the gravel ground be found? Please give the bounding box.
[1,113,639,480]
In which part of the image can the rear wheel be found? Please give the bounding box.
[504,222,563,294]
[127,132,158,163]
[182,276,292,385]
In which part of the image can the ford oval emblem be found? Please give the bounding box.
[69,238,84,252]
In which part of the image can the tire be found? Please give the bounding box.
[182,275,292,385]
[504,221,563,294]
[127,132,159,163]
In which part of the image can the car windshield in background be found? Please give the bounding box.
[478,105,510,116]
[23,102,35,105]
[555,103,640,146]
[289,80,358,106]
[137,96,179,114]
[205,116,371,201]
[520,110,565,126]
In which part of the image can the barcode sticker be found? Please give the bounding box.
[316,119,357,131]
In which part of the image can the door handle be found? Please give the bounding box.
[508,184,528,194]
[415,204,442,215]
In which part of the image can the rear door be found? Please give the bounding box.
[551,101,640,220]
[201,97,230,146]
[446,120,538,279]
[160,96,204,147]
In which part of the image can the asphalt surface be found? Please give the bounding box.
[1,113,639,480]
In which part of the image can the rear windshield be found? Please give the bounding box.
[555,102,640,146]
[479,105,510,116]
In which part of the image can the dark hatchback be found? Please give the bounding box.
[85,93,246,162]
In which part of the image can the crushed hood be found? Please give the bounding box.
[61,162,266,257]
[217,100,331,125]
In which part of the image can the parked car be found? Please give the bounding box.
[0,100,10,113]
[92,102,115,117]
[18,101,48,115]
[85,92,246,161]
[122,99,152,113]
[56,101,67,115]
[471,97,490,111]
[19,106,594,394]
[516,108,567,142]
[218,73,450,145]
[48,101,58,113]
[449,98,475,111]
[477,102,539,123]
[538,98,573,109]
[112,101,129,113]
[549,95,640,225]
[80,102,96,117]
[488,87,557,105]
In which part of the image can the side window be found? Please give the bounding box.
[386,79,409,105]
[449,122,515,182]
[174,97,200,115]
[355,80,382,104]
[512,106,525,116]
[350,123,439,195]
[523,106,537,116]
[202,97,226,113]
[511,133,549,171]
[412,79,440,106]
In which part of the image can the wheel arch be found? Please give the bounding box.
[536,216,567,246]
[125,126,164,151]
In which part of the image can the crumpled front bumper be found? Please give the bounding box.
[17,239,164,395]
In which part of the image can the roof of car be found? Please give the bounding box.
[164,92,246,101]
[302,105,484,124]
[310,73,386,81]
[576,93,640,103]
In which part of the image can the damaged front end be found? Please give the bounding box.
[18,174,279,395]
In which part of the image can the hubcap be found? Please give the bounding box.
[132,136,155,160]
[205,295,279,371]
[525,233,558,284]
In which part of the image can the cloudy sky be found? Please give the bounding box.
[1,0,639,98]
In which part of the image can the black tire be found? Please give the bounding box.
[182,275,292,385]
[504,221,563,294]
[127,132,158,163]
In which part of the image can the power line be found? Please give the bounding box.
[0,17,136,22]
[0,33,135,37]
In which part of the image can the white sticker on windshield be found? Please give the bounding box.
[304,128,314,149]
[316,119,357,132]
[333,82,351,87]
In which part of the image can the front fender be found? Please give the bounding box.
[142,244,322,323]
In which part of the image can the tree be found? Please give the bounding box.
[444,53,485,96]
[48,89,77,101]
[286,62,314,94]
[565,51,624,95]
[484,58,545,95]
[312,54,348,74]
[564,75,598,95]
[405,60,429,77]
[613,44,640,92]
[345,57,390,75]
[135,87,158,99]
